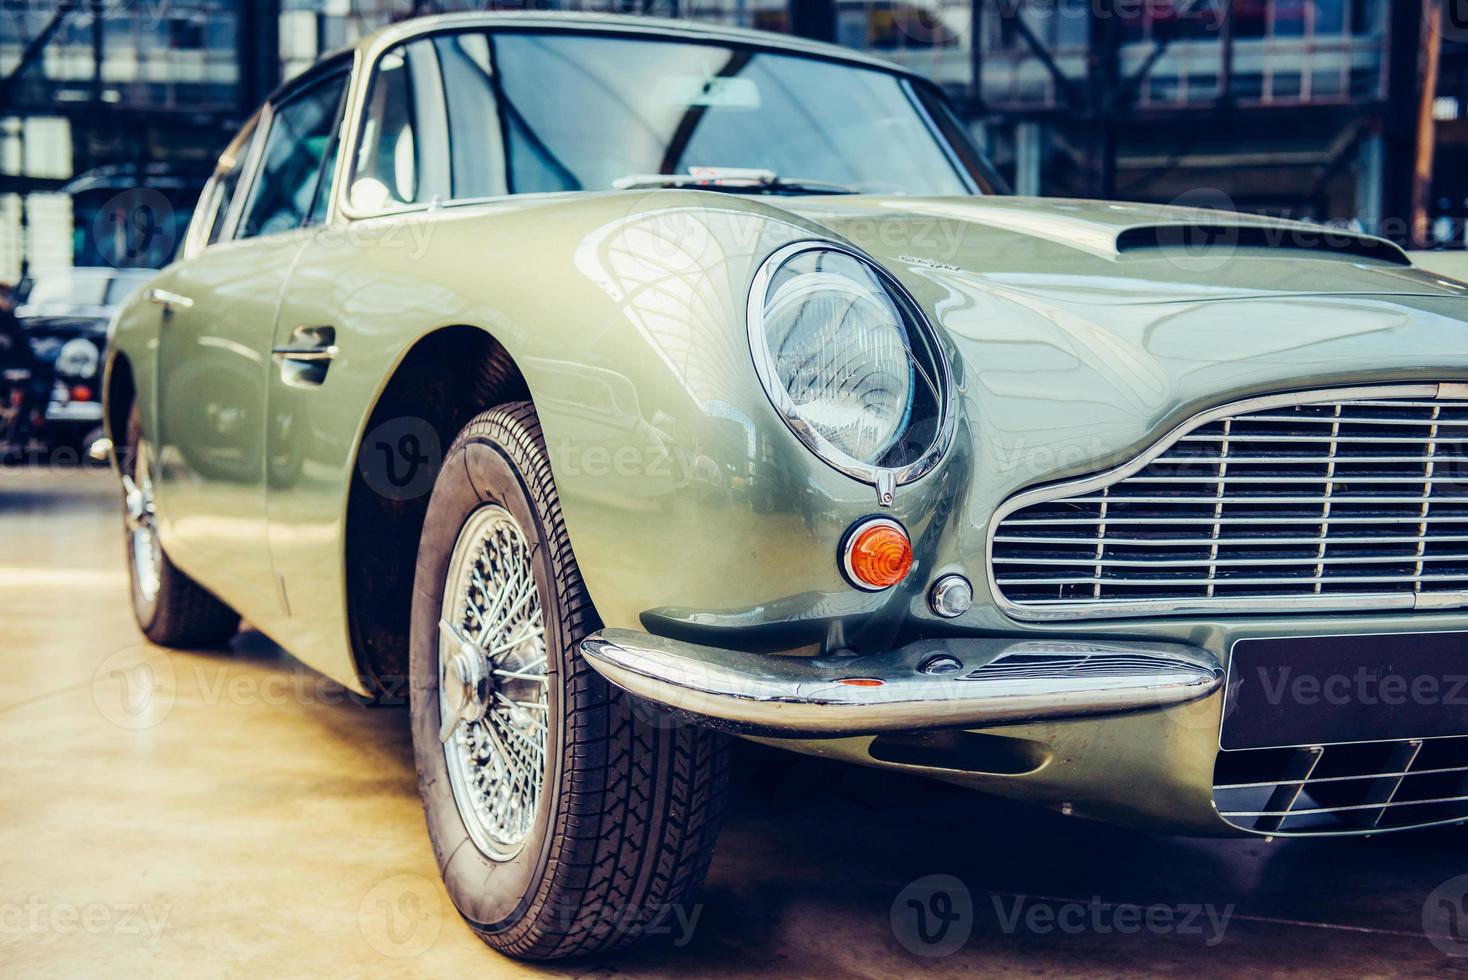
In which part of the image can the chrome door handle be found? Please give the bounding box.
[271,345,339,364]
[273,326,337,386]
[145,288,194,311]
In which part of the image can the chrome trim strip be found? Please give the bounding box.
[270,345,339,364]
[1216,760,1468,790]
[1216,813,1468,839]
[986,383,1468,622]
[899,76,981,196]
[746,240,958,504]
[220,100,275,244]
[144,288,194,312]
[182,105,266,261]
[579,628,1222,737]
[322,49,364,228]
[1221,791,1468,820]
[45,401,104,422]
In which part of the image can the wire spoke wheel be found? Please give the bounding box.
[122,441,162,605]
[411,403,727,959]
[439,504,549,862]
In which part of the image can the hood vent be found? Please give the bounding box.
[1115,224,1410,267]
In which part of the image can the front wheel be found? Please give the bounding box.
[409,402,729,960]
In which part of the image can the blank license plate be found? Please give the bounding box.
[1222,632,1468,751]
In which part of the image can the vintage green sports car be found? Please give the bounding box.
[104,11,1468,960]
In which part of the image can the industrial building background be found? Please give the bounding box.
[0,0,1459,283]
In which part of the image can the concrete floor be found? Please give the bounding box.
[3,467,1467,978]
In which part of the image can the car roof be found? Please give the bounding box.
[345,11,918,79]
[278,12,925,111]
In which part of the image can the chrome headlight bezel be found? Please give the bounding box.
[746,240,957,503]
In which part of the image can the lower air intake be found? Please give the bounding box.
[1214,736,1468,835]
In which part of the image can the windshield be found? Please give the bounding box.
[350,30,981,208]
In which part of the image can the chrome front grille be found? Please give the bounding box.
[990,384,1468,619]
[1214,737,1468,836]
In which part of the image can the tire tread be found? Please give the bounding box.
[440,402,728,960]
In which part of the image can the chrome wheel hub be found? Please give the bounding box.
[122,445,161,604]
[442,639,491,726]
[439,505,549,862]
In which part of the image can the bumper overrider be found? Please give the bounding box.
[580,629,1222,737]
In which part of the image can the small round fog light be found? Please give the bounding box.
[929,574,973,619]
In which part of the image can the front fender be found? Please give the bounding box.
[349,191,974,652]
[102,275,168,456]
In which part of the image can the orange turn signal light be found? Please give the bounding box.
[841,518,912,591]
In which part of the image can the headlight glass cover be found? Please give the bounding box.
[749,243,952,486]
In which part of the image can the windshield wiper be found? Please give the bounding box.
[612,167,859,196]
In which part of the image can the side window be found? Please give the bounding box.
[433,32,507,200]
[236,72,349,239]
[201,118,261,247]
[350,40,450,211]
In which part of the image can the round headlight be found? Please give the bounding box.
[748,242,952,495]
[56,338,101,379]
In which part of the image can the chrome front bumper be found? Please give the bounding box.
[46,400,103,422]
[579,629,1223,737]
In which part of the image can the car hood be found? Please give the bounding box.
[781,196,1464,303]
[775,196,1468,494]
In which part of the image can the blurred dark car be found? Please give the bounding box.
[65,164,206,270]
[16,267,155,453]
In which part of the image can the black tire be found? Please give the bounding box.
[409,401,729,960]
[122,405,240,647]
